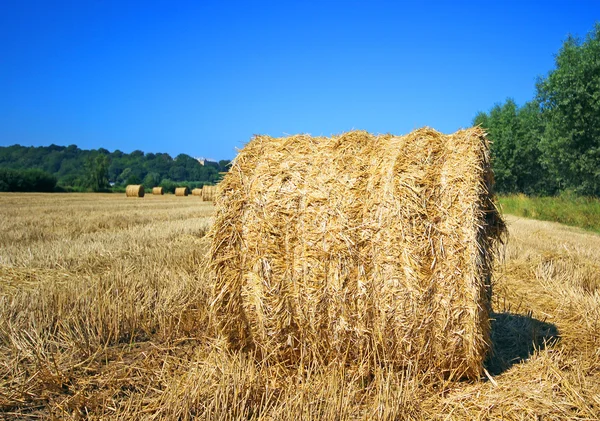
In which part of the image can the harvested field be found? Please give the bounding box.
[0,193,599,420]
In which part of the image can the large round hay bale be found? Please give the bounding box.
[201,185,218,202]
[209,128,505,379]
[191,188,202,196]
[175,187,189,196]
[152,187,164,195]
[125,184,144,197]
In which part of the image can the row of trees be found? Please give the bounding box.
[476,23,600,196]
[0,144,231,192]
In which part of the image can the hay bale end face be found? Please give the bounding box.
[209,127,505,379]
[175,187,189,196]
[201,185,218,202]
[191,188,202,196]
[152,187,164,195]
[125,184,144,197]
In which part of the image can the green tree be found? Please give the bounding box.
[143,172,160,188]
[0,168,57,192]
[118,168,132,184]
[126,174,141,185]
[536,23,600,195]
[218,159,231,172]
[159,178,176,194]
[85,154,110,192]
[474,99,550,195]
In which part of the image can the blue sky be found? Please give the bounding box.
[1,1,599,160]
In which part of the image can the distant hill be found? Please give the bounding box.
[0,144,230,192]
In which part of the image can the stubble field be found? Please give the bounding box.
[0,193,599,420]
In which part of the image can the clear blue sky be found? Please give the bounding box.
[1,1,599,160]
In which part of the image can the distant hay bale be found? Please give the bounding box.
[209,127,505,380]
[152,187,164,195]
[125,184,144,197]
[202,185,218,202]
[191,188,203,196]
[175,187,189,196]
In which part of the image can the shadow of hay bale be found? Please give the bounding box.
[486,312,559,375]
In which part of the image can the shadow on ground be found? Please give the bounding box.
[486,312,560,375]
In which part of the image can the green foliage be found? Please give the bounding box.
[143,172,161,189]
[158,178,211,194]
[0,168,57,192]
[475,99,552,195]
[499,194,600,233]
[218,160,231,171]
[158,178,176,194]
[125,174,141,185]
[0,143,227,191]
[536,23,600,195]
[475,23,600,197]
[85,154,110,192]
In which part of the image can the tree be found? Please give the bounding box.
[536,23,600,195]
[126,175,141,185]
[218,160,231,172]
[118,168,132,184]
[474,99,550,195]
[143,172,160,188]
[159,178,176,194]
[0,168,57,192]
[85,154,110,192]
[515,101,553,194]
[169,165,188,181]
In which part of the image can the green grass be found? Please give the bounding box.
[499,193,600,233]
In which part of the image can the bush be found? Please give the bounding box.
[0,168,57,192]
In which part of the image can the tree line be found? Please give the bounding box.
[0,143,231,192]
[475,23,600,196]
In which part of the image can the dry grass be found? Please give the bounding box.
[0,193,599,420]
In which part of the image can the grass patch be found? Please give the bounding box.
[499,193,600,233]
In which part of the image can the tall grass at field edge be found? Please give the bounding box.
[499,193,600,233]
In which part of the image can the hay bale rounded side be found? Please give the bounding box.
[152,187,164,195]
[201,185,218,202]
[191,188,202,196]
[125,184,144,197]
[209,128,505,379]
[175,187,189,196]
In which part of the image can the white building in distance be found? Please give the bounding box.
[195,157,218,166]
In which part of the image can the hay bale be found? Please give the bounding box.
[175,187,189,196]
[152,187,164,195]
[209,127,505,379]
[191,188,203,196]
[125,184,144,197]
[201,185,218,202]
